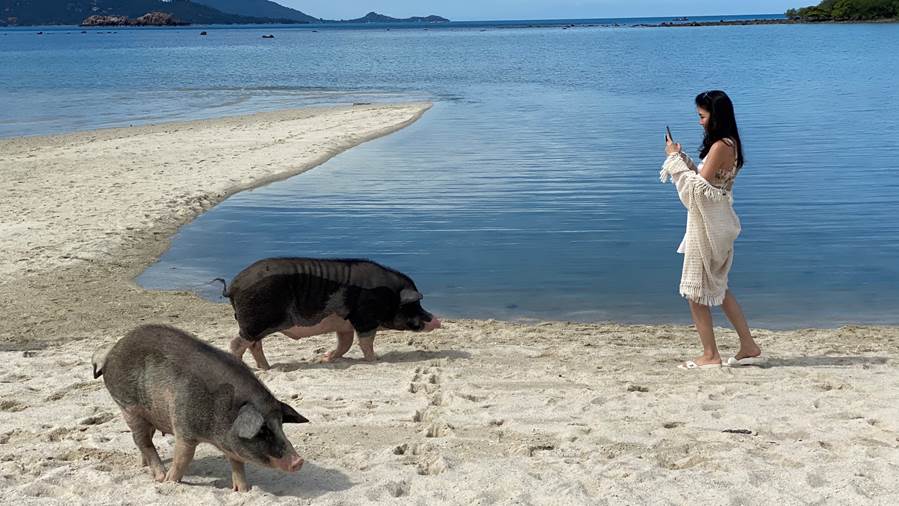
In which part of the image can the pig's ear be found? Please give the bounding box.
[280,402,310,424]
[234,404,265,439]
[399,289,422,305]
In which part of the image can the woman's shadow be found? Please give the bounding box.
[757,356,888,368]
[188,456,353,498]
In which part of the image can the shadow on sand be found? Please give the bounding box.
[756,356,889,368]
[187,455,353,498]
[271,349,471,372]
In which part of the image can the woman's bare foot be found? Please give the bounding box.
[734,344,761,360]
[691,354,721,366]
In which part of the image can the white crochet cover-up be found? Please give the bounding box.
[660,151,741,306]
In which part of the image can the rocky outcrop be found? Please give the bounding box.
[80,12,188,27]
[80,15,129,26]
[634,18,800,28]
[134,12,187,25]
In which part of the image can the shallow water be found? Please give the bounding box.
[4,19,898,328]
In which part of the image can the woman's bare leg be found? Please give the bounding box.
[688,300,721,365]
[720,290,761,359]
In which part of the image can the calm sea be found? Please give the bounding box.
[3,17,898,328]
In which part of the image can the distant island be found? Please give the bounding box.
[785,0,898,21]
[0,0,449,27]
[336,12,449,23]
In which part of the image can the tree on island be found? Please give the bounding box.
[786,0,899,21]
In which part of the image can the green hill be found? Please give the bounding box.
[0,0,450,26]
[0,0,308,26]
[190,0,319,23]
[786,0,899,20]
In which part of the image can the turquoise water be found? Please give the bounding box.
[3,19,898,328]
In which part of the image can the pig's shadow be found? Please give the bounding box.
[188,456,352,497]
[272,349,471,372]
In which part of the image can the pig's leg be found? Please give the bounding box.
[123,411,166,482]
[357,331,377,362]
[230,336,271,371]
[164,437,197,483]
[280,327,304,340]
[247,340,271,371]
[229,458,251,492]
[229,336,251,361]
[321,330,354,362]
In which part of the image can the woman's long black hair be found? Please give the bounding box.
[695,90,743,169]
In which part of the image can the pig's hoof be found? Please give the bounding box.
[232,482,252,492]
[163,471,182,483]
[152,470,166,482]
[320,352,344,363]
[362,354,378,362]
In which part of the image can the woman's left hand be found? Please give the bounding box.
[665,135,681,156]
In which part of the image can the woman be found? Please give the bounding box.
[660,90,763,369]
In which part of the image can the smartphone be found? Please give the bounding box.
[665,125,673,142]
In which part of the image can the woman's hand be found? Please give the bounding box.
[665,133,681,156]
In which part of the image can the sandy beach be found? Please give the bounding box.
[1,103,898,505]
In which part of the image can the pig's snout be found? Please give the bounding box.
[423,317,441,331]
[272,453,304,472]
[287,455,304,472]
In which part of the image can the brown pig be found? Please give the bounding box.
[92,324,308,492]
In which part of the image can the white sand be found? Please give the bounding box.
[0,103,430,283]
[1,104,898,505]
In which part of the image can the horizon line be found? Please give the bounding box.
[0,13,788,29]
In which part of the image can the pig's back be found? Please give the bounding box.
[231,257,410,293]
[102,324,269,409]
[231,258,347,292]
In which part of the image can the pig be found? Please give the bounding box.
[214,257,441,370]
[92,324,308,492]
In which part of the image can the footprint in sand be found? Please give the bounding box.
[455,392,484,402]
[423,421,453,438]
[412,409,435,423]
[61,447,133,467]
[405,362,455,476]
[805,471,828,488]
[0,399,27,412]
[384,479,411,497]
[526,443,556,457]
[45,426,80,443]
[429,392,445,407]
[408,383,439,394]
[393,442,428,456]
[0,428,28,445]
[409,364,442,395]
[417,455,448,475]
[79,412,115,426]
[0,373,29,384]
[44,381,102,402]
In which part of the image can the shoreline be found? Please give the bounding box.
[0,103,431,345]
[4,17,897,30]
[1,104,898,503]
[1,102,895,340]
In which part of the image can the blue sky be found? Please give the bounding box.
[280,1,802,21]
